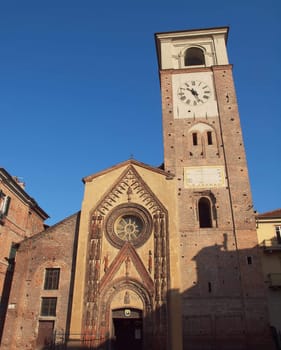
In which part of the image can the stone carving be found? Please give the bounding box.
[91,215,102,239]
[148,250,152,274]
[161,258,166,278]
[125,256,131,276]
[83,165,169,348]
[161,279,167,300]
[89,240,97,260]
[127,186,132,202]
[154,257,160,278]
[94,167,163,216]
[103,253,109,273]
[94,260,100,280]
[155,279,161,301]
[124,291,130,304]
[105,203,152,249]
[153,212,167,307]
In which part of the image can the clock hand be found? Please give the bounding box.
[185,87,194,93]
[188,88,200,102]
[186,87,199,96]
[191,88,198,96]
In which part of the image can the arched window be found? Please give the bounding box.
[184,47,205,66]
[198,197,212,228]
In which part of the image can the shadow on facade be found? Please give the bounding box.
[0,256,15,343]
[1,230,278,350]
[37,238,279,350]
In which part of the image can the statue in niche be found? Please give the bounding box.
[127,186,133,201]
[155,239,160,257]
[94,260,100,280]
[91,215,103,239]
[93,302,98,321]
[103,253,109,273]
[96,222,102,239]
[89,261,95,280]
[124,291,130,304]
[96,240,101,259]
[162,239,166,257]
[86,309,91,326]
[93,281,99,299]
[154,258,160,278]
[161,258,166,278]
[90,240,97,260]
[125,256,131,276]
[160,213,165,236]
[154,214,160,237]
[161,279,167,300]
[87,285,92,301]
[148,250,152,274]
[155,279,160,301]
[91,217,97,238]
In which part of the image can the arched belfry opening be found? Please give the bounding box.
[184,47,205,66]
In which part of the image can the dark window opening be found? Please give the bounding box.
[275,226,281,244]
[192,133,198,146]
[198,197,212,228]
[247,256,253,265]
[41,297,57,316]
[184,47,205,66]
[44,268,60,290]
[208,282,212,293]
[207,131,213,145]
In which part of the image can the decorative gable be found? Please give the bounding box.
[92,165,165,217]
[100,242,154,294]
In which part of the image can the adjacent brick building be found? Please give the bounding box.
[1,213,80,349]
[1,27,276,350]
[0,168,48,342]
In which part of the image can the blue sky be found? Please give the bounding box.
[1,0,280,225]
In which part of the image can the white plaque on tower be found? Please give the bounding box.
[184,166,226,188]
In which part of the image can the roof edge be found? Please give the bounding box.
[256,208,281,219]
[155,26,229,42]
[83,159,174,183]
[0,168,49,219]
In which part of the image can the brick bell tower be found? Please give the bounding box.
[155,27,274,349]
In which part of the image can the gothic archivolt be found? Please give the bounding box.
[82,165,169,347]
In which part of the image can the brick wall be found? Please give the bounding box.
[1,212,80,350]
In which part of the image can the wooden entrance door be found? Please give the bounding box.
[113,318,142,350]
[112,308,143,350]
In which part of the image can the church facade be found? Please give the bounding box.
[1,27,275,350]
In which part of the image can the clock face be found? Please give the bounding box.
[115,214,143,241]
[177,80,211,106]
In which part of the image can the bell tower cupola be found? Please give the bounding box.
[155,27,229,70]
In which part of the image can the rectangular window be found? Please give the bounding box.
[275,226,281,244]
[192,133,198,146]
[0,192,11,218]
[41,297,57,316]
[44,268,60,290]
[207,131,213,145]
